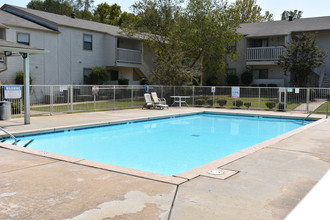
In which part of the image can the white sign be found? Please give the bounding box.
[279,88,286,93]
[287,88,293,92]
[295,88,300,94]
[231,87,240,98]
[211,87,215,93]
[92,86,99,95]
[4,86,22,99]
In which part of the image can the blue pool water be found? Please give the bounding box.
[18,113,310,176]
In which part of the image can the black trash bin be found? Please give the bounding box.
[0,101,11,120]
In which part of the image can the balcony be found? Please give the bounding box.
[116,48,142,65]
[246,46,286,65]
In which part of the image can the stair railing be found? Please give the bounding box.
[0,127,18,145]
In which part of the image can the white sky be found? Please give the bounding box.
[1,0,330,20]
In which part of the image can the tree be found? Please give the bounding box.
[88,67,108,85]
[240,70,253,85]
[27,0,74,17]
[233,0,273,23]
[94,3,121,25]
[118,12,139,27]
[129,0,242,85]
[281,10,302,20]
[277,33,326,87]
[27,0,95,20]
[130,0,196,85]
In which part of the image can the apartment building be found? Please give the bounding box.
[0,4,153,85]
[228,16,330,87]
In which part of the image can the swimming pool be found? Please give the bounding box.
[11,113,312,176]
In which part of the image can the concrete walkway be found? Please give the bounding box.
[294,99,327,112]
[0,108,329,220]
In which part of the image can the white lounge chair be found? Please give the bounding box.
[151,92,167,105]
[143,93,168,110]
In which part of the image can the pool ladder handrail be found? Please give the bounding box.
[303,102,329,123]
[0,127,18,145]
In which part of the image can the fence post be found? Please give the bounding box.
[70,85,73,112]
[284,89,287,112]
[161,86,164,98]
[131,85,134,105]
[258,87,261,110]
[50,86,54,115]
[192,86,195,106]
[113,85,116,109]
[306,88,310,113]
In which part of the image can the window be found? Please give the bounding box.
[17,33,30,45]
[226,68,237,75]
[110,70,119,81]
[83,34,92,50]
[83,68,92,84]
[252,69,268,79]
[251,39,268,47]
[259,69,268,79]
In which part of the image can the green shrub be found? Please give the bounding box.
[278,102,286,111]
[11,102,22,114]
[118,78,129,85]
[15,71,32,85]
[267,84,278,87]
[232,99,243,108]
[266,102,276,109]
[217,99,227,107]
[89,67,108,85]
[244,102,251,109]
[195,99,205,106]
[140,78,149,85]
[241,71,253,86]
[206,99,213,106]
[226,74,239,86]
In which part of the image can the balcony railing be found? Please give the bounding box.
[116,48,142,64]
[246,46,286,61]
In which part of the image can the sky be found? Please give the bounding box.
[1,0,330,20]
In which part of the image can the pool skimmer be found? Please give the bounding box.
[207,170,224,175]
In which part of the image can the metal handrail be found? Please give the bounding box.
[0,127,18,145]
[304,102,329,123]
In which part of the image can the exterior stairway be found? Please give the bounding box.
[321,74,330,88]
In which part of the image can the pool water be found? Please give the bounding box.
[18,113,310,176]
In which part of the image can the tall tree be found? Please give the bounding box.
[118,12,139,27]
[94,3,121,25]
[129,0,242,85]
[233,0,273,23]
[277,33,326,87]
[179,0,241,85]
[281,10,302,20]
[27,0,95,20]
[130,0,192,85]
[27,0,74,16]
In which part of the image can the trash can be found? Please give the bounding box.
[0,101,11,120]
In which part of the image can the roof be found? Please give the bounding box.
[1,4,138,39]
[239,16,330,37]
[0,39,47,57]
[0,9,54,32]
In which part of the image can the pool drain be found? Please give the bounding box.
[191,134,200,137]
[207,170,224,175]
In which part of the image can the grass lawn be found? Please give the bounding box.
[313,101,330,114]
[31,100,145,113]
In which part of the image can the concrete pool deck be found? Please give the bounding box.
[0,108,329,219]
